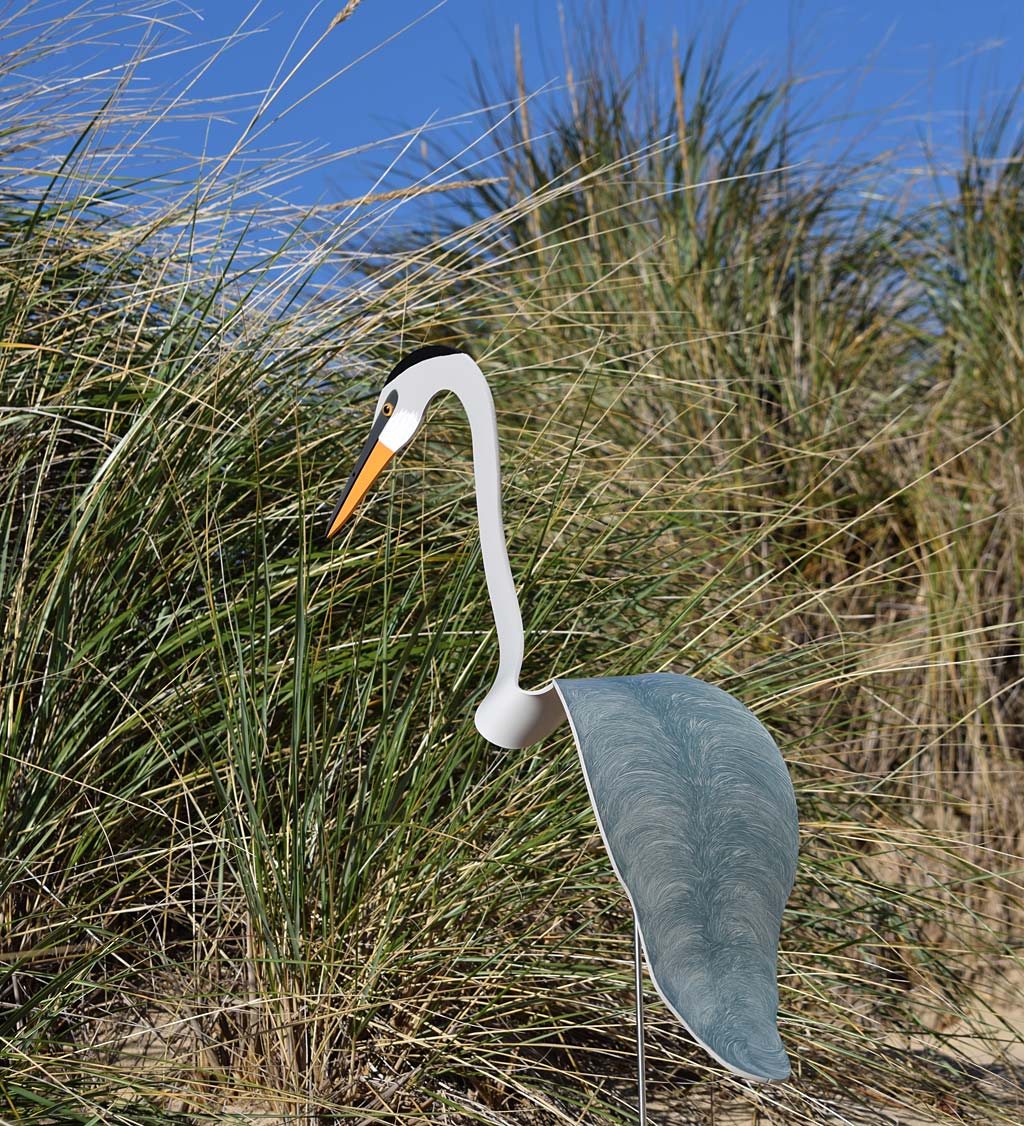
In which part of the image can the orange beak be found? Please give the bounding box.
[326,438,396,539]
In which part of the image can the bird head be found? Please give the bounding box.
[326,344,471,539]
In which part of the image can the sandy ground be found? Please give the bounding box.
[91,967,1024,1124]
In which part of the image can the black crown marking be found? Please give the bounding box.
[383,344,468,389]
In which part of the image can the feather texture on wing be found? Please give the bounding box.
[554,672,799,1082]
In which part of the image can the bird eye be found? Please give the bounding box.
[382,402,393,417]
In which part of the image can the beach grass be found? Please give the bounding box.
[1,3,1022,1123]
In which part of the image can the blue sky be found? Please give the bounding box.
[18,0,1024,210]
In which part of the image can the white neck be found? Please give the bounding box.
[422,356,565,748]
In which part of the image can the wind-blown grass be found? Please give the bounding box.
[1,3,1022,1123]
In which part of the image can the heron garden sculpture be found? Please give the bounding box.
[326,345,800,1117]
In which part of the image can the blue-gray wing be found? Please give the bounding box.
[553,672,799,1082]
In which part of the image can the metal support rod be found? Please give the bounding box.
[634,913,648,1125]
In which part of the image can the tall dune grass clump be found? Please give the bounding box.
[1,3,1022,1123]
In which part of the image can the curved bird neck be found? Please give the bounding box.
[433,358,565,749]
